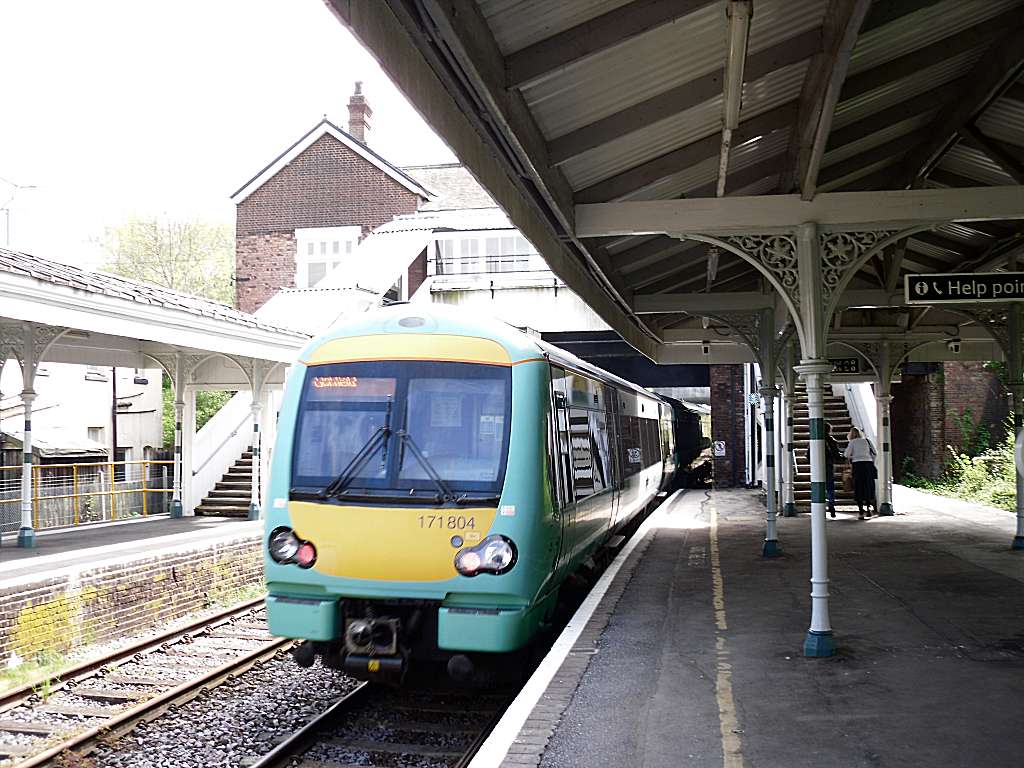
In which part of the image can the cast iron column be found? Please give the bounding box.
[796,222,835,657]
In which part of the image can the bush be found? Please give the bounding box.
[907,419,1016,512]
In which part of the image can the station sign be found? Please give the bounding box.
[830,357,860,374]
[904,272,1024,304]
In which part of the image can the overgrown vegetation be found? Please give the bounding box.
[902,413,1016,511]
[0,650,64,696]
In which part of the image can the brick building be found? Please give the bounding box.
[891,362,1008,480]
[231,83,434,313]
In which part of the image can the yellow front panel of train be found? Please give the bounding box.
[289,501,498,582]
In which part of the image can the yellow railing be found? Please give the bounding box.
[0,459,175,532]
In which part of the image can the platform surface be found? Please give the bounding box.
[484,487,1024,768]
[0,515,259,586]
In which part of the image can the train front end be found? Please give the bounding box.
[263,309,555,684]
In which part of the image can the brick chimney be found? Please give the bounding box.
[347,81,372,143]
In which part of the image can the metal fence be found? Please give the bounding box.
[0,459,174,536]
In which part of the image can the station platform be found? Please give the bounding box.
[474,487,1024,768]
[0,516,263,666]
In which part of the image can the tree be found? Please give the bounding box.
[161,375,237,449]
[100,216,235,304]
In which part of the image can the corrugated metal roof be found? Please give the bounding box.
[939,144,1019,186]
[561,60,806,190]
[833,48,983,129]
[822,112,936,168]
[976,96,1024,149]
[476,0,635,55]
[848,0,1021,75]
[934,223,995,249]
[521,0,822,139]
[623,128,790,202]
[817,157,904,193]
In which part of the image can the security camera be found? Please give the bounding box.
[701,341,711,356]
[947,338,961,354]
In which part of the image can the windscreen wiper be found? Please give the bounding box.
[319,398,392,499]
[454,493,501,505]
[396,430,455,503]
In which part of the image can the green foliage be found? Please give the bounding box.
[99,216,235,304]
[160,374,235,449]
[902,418,1016,512]
[952,408,991,458]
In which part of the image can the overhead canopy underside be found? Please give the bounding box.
[326,0,1024,364]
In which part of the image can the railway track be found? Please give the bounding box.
[0,599,291,767]
[249,682,511,768]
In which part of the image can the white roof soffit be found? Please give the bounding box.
[230,120,432,204]
[0,271,307,363]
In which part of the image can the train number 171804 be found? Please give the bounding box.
[418,515,476,530]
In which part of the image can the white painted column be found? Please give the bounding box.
[17,390,37,548]
[181,387,197,516]
[1012,382,1024,550]
[876,394,894,516]
[782,388,797,516]
[248,397,263,521]
[796,222,835,657]
[761,385,780,556]
[170,353,185,518]
[876,343,894,516]
[1009,299,1024,550]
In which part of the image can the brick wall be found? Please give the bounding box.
[942,362,1008,454]
[710,364,746,487]
[236,133,422,313]
[0,533,262,662]
[236,231,297,318]
[891,362,1008,480]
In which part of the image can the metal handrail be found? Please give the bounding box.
[193,411,252,476]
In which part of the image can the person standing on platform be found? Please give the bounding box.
[825,423,843,518]
[844,427,877,519]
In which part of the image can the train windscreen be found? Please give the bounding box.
[291,360,511,503]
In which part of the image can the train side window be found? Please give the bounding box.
[589,410,611,493]
[569,407,597,500]
[550,367,575,508]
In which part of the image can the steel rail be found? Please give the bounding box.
[245,682,371,768]
[0,597,265,714]
[246,685,512,768]
[12,634,292,768]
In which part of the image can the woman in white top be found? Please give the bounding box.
[844,427,877,519]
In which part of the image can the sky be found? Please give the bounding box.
[0,0,457,267]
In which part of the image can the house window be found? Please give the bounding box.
[88,427,105,444]
[295,226,361,288]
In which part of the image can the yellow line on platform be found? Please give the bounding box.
[709,501,744,768]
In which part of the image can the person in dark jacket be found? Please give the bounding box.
[824,423,843,518]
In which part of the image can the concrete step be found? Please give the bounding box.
[200,496,249,506]
[215,481,250,490]
[195,505,249,517]
[208,489,250,499]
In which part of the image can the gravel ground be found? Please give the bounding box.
[88,653,358,768]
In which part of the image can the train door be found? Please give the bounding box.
[549,367,575,577]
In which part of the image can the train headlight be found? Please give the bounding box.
[268,526,300,563]
[455,535,517,577]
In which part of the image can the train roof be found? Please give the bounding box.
[301,304,667,405]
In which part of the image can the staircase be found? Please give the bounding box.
[790,386,855,510]
[195,450,253,517]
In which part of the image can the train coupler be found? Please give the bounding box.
[343,653,406,686]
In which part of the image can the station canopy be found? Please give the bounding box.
[329,0,1024,365]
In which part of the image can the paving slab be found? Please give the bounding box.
[516,487,1024,768]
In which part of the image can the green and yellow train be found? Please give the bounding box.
[264,305,704,684]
